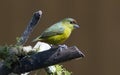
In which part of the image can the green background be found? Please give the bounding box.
[0,0,120,75]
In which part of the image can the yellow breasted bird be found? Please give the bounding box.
[32,18,79,45]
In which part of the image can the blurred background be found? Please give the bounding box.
[0,0,120,75]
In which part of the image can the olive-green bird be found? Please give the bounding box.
[32,18,79,45]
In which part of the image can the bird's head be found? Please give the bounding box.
[62,18,80,30]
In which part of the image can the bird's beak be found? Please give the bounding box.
[74,24,80,29]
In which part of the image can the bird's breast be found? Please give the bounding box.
[46,27,72,44]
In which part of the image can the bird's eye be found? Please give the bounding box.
[70,21,77,24]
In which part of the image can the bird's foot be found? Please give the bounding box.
[50,44,68,52]
[59,44,68,49]
[58,44,68,51]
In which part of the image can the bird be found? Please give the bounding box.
[32,18,79,45]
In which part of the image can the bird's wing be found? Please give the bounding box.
[40,22,64,38]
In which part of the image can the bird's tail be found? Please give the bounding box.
[32,37,41,42]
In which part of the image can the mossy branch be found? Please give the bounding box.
[0,43,84,75]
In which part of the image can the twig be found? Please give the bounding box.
[16,10,42,45]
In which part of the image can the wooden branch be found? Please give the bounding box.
[12,46,84,74]
[0,44,85,75]
[0,62,12,75]
[16,10,42,45]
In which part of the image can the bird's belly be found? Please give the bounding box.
[47,29,71,44]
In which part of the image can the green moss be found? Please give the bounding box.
[0,45,10,59]
[46,65,72,75]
